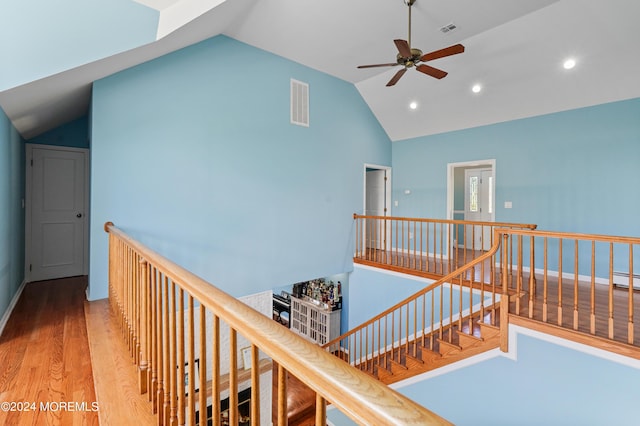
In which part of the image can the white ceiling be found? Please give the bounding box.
[1,0,639,141]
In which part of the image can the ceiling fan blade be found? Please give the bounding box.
[386,68,407,87]
[416,64,448,79]
[419,44,465,62]
[357,63,399,69]
[394,39,412,58]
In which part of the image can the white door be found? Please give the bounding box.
[365,169,388,250]
[26,146,88,281]
[464,168,494,250]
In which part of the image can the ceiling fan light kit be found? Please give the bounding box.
[358,0,465,87]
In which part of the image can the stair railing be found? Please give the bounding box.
[325,230,510,378]
[104,222,451,426]
[497,228,640,355]
[353,214,536,278]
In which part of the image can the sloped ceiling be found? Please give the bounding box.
[1,0,639,141]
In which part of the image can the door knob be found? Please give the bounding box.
[76,213,82,218]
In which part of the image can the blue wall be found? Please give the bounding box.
[28,116,89,149]
[0,107,25,322]
[89,35,392,300]
[392,98,640,237]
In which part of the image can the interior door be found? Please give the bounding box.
[27,146,88,281]
[365,169,387,250]
[464,168,494,250]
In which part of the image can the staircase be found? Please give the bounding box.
[344,312,501,385]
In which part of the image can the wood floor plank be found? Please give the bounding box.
[84,298,156,426]
[0,277,99,426]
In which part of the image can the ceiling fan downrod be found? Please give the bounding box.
[405,0,416,49]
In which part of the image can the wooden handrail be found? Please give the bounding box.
[353,214,537,279]
[105,222,451,425]
[353,213,538,230]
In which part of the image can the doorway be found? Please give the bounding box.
[25,145,89,282]
[447,159,495,251]
[364,165,391,251]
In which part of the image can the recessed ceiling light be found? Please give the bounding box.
[563,58,576,70]
[471,84,482,94]
[409,101,418,110]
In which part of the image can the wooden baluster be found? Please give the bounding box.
[162,277,171,425]
[199,305,207,426]
[155,272,164,420]
[500,234,510,352]
[448,280,454,343]
[439,279,444,340]
[468,268,474,332]
[471,225,476,258]
[529,236,535,319]
[150,266,158,404]
[374,216,379,262]
[229,329,238,426]
[490,226,496,287]
[276,364,287,426]
[377,319,381,367]
[169,281,178,426]
[558,239,563,327]
[608,243,615,339]
[250,344,260,426]
[384,217,389,264]
[447,223,452,274]
[211,315,221,426]
[134,251,139,363]
[480,249,486,323]
[573,240,579,330]
[383,316,388,365]
[413,298,418,357]
[420,222,428,271]
[178,288,185,426]
[590,241,596,335]
[425,222,430,272]
[139,259,149,394]
[516,235,523,315]
[421,294,426,351]
[401,220,405,268]
[365,325,369,370]
[628,244,634,344]
[462,224,467,266]
[405,303,410,356]
[432,222,437,273]
[315,394,326,426]
[187,295,195,426]
[413,221,417,270]
[543,238,549,323]
[430,290,435,350]
[127,247,133,355]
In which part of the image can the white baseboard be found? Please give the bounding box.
[0,279,27,338]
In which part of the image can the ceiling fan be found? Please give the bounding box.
[357,0,465,87]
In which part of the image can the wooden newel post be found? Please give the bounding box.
[500,233,510,353]
[139,259,149,394]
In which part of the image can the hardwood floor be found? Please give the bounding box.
[0,277,99,426]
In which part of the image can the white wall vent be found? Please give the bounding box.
[290,79,309,127]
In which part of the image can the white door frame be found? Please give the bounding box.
[25,144,90,281]
[363,164,392,252]
[446,159,496,220]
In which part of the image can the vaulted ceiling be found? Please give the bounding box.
[1,0,639,141]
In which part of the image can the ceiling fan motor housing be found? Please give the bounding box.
[397,48,424,67]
